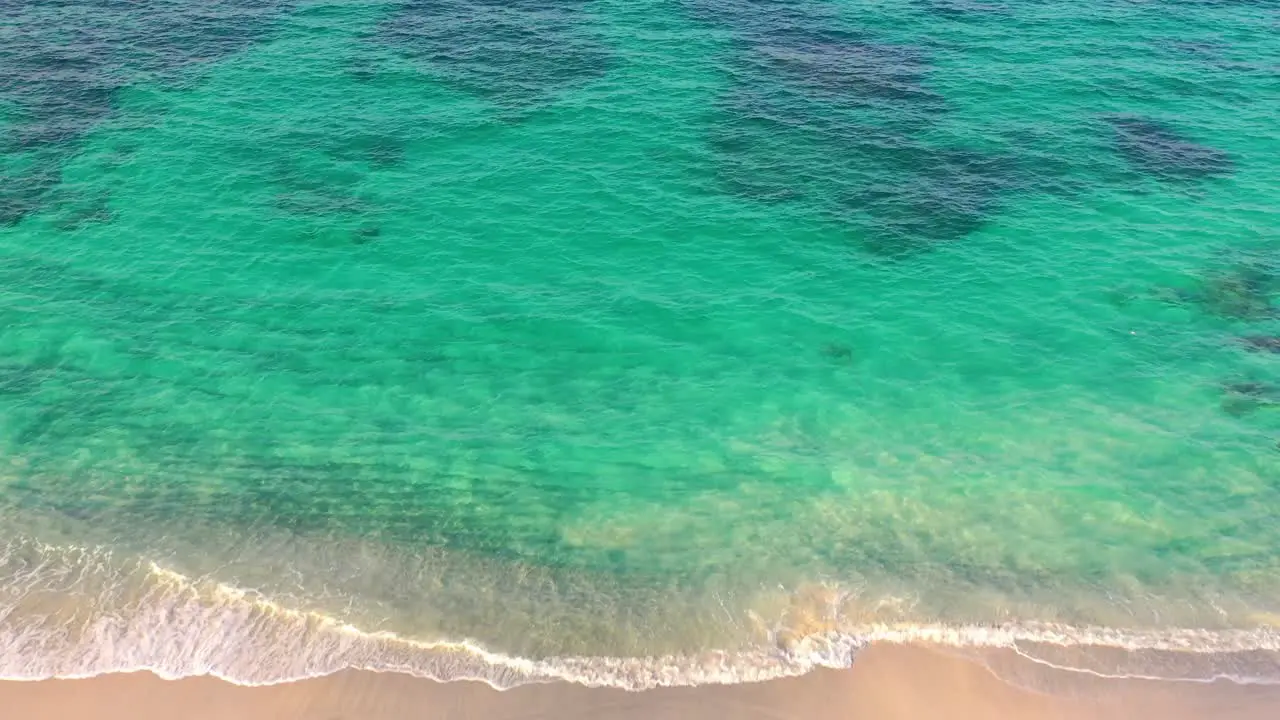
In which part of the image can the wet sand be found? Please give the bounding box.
[5,644,1279,720]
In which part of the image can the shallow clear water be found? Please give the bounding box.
[2,0,1280,688]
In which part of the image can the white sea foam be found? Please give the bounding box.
[2,538,1278,690]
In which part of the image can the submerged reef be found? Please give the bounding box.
[1152,252,1280,320]
[374,0,611,111]
[1239,336,1280,353]
[1106,116,1234,182]
[1221,381,1280,416]
[687,0,1045,257]
[0,0,297,225]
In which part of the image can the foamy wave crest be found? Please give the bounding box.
[2,538,1279,689]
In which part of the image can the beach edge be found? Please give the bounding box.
[6,643,1279,720]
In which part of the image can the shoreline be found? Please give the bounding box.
[5,537,1280,689]
[7,644,1280,720]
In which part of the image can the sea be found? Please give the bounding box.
[2,0,1280,691]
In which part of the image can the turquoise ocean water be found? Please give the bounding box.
[2,0,1280,689]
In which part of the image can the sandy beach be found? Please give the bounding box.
[6,644,1278,720]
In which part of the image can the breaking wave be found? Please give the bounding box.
[2,538,1278,690]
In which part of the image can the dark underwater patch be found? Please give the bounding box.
[691,0,1268,257]
[837,147,1015,256]
[747,33,937,103]
[693,0,943,116]
[819,343,854,363]
[1238,336,1280,353]
[1221,381,1280,416]
[374,0,611,110]
[352,225,382,245]
[686,0,1024,256]
[0,0,296,226]
[1106,116,1234,181]
[1149,248,1280,320]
